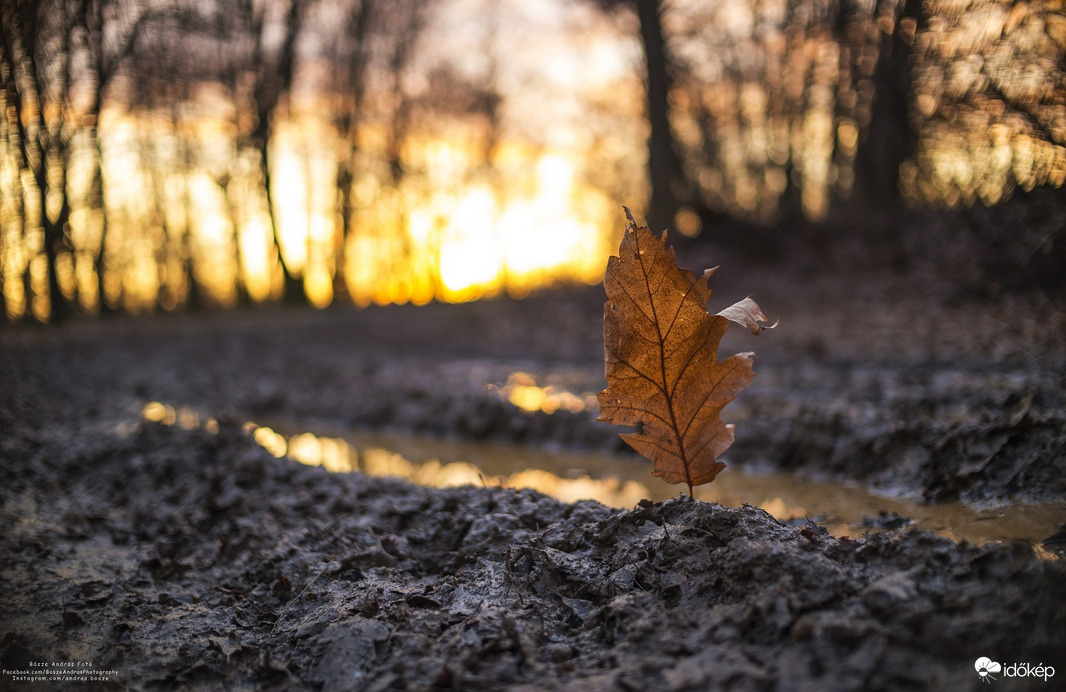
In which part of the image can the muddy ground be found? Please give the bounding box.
[2,190,1066,689]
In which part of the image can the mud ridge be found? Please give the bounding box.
[3,422,1063,690]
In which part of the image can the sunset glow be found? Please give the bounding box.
[2,104,626,318]
[2,0,1062,321]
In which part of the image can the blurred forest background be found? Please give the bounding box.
[2,0,1064,323]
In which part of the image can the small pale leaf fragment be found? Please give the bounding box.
[717,296,778,336]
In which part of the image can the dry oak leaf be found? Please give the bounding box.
[597,209,774,496]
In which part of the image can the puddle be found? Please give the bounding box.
[136,401,1063,550]
[249,419,1065,549]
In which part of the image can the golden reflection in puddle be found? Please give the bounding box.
[250,425,289,460]
[239,422,648,508]
[507,468,648,507]
[137,402,1064,551]
[257,423,1064,550]
[141,401,210,432]
[492,371,597,415]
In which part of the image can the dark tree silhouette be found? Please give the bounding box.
[330,0,377,304]
[598,0,690,233]
[234,0,307,303]
[1,0,151,320]
[2,1,76,321]
[83,0,155,313]
[852,0,925,205]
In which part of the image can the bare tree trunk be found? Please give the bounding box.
[87,0,111,314]
[2,1,75,321]
[633,0,687,233]
[257,128,304,303]
[44,7,77,321]
[251,0,305,304]
[334,153,353,304]
[40,172,73,322]
[83,0,154,314]
[90,141,110,313]
[853,0,923,205]
[180,162,201,311]
[332,0,376,306]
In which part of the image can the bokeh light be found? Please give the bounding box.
[2,0,1062,320]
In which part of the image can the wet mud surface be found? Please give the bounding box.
[3,423,1064,690]
[2,190,1066,688]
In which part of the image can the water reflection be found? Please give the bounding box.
[142,401,215,432]
[138,401,1064,549]
[492,371,597,415]
[258,423,1066,550]
[242,422,648,508]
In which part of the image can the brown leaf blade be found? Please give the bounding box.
[597,212,762,496]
